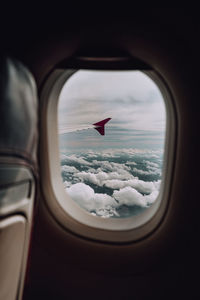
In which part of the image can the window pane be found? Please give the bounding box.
[58,70,166,218]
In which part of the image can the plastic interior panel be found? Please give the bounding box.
[0,215,26,300]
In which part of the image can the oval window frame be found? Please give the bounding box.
[40,60,176,243]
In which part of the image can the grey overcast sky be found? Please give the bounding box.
[58,70,166,151]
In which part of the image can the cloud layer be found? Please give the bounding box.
[61,149,163,218]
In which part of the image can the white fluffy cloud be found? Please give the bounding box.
[143,160,159,168]
[75,170,134,187]
[104,178,160,194]
[113,187,147,207]
[133,167,160,176]
[92,160,131,172]
[61,165,79,173]
[61,154,92,166]
[113,186,158,207]
[143,190,159,204]
[66,183,118,217]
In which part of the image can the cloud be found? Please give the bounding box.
[104,179,160,194]
[143,160,159,168]
[132,167,160,176]
[75,170,134,187]
[113,187,147,207]
[113,187,158,207]
[91,148,163,158]
[66,183,118,217]
[61,165,79,173]
[63,180,72,188]
[125,161,137,166]
[61,154,92,166]
[143,190,159,204]
[92,160,131,172]
[62,148,163,159]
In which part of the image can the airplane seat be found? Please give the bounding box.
[0,57,38,300]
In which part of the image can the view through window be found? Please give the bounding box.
[58,70,166,218]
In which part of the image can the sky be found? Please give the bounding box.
[58,70,166,151]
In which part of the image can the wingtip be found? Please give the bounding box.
[93,118,112,126]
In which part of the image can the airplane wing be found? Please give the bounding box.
[93,118,112,135]
[59,118,111,136]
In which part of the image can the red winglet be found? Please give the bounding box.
[93,118,111,136]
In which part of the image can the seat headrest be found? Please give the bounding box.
[0,57,38,165]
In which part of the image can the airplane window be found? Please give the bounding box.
[58,70,166,219]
